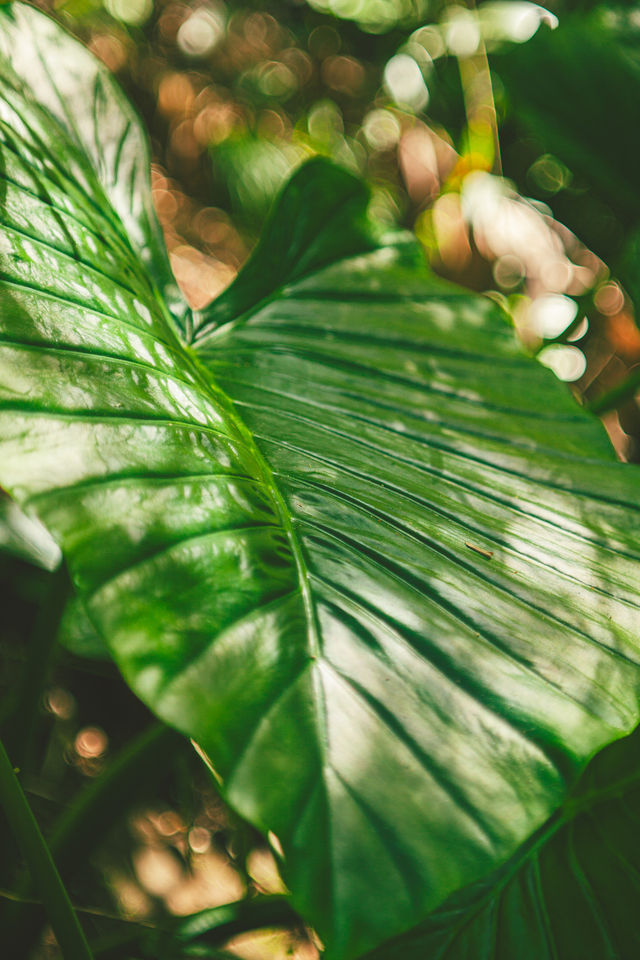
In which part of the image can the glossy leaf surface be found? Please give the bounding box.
[1,7,640,959]
[0,2,186,326]
[363,721,640,960]
[190,188,640,957]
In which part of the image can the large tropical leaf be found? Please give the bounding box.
[189,190,640,957]
[363,719,640,960]
[1,5,640,958]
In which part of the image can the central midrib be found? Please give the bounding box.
[183,330,324,664]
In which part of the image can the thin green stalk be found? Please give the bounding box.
[169,895,300,949]
[6,722,182,957]
[0,736,93,960]
[457,0,502,175]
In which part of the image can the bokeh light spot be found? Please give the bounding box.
[188,826,211,853]
[104,0,152,27]
[528,294,578,338]
[528,154,572,194]
[595,282,625,317]
[538,344,586,381]
[74,725,108,759]
[177,6,226,58]
[444,8,481,57]
[384,54,429,112]
[362,109,401,151]
[45,687,75,720]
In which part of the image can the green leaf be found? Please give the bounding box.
[210,133,307,230]
[496,10,640,265]
[156,895,300,955]
[0,494,61,570]
[494,10,640,388]
[1,6,640,959]
[194,154,380,335]
[362,719,640,960]
[57,593,110,660]
[499,12,640,217]
[188,194,640,958]
[0,1,188,329]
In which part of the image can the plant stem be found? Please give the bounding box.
[6,722,182,958]
[0,736,93,960]
[457,0,502,175]
[170,895,300,948]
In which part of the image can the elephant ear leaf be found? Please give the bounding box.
[1,6,640,960]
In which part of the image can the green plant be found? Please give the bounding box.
[1,2,640,959]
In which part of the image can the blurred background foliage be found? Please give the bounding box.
[4,1,640,957]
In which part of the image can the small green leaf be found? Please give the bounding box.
[193,154,381,337]
[159,895,299,954]
[0,495,61,570]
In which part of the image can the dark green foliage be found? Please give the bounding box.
[365,722,640,959]
[495,8,640,291]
